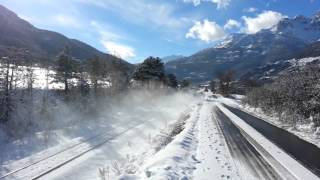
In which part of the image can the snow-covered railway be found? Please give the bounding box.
[0,122,146,180]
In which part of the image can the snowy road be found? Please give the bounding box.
[214,108,282,179]
[140,96,319,179]
[141,100,291,179]
[225,105,320,177]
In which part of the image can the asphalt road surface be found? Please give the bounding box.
[224,105,320,177]
[214,108,282,180]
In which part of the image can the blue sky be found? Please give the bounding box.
[0,0,319,63]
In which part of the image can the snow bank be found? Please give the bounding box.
[138,103,201,179]
[130,101,240,180]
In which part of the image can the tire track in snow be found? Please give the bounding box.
[214,107,282,180]
[225,105,320,178]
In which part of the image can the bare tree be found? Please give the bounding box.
[54,46,76,93]
[217,69,235,96]
[209,80,216,93]
[244,60,320,127]
[0,56,11,123]
[0,48,28,123]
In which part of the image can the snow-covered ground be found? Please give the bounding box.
[1,91,319,180]
[132,101,239,179]
[126,92,319,180]
[193,102,240,179]
[288,56,320,66]
[0,91,197,180]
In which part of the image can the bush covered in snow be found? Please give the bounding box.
[244,60,320,128]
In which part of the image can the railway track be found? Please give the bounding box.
[0,122,146,180]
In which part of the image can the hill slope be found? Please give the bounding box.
[0,5,119,62]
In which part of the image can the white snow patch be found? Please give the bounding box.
[288,56,320,66]
[138,103,201,179]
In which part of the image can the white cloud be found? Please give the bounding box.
[101,41,135,59]
[90,21,135,59]
[212,0,231,9]
[184,0,201,6]
[243,7,258,13]
[186,19,225,42]
[90,21,124,41]
[75,0,184,30]
[224,19,241,30]
[242,11,286,34]
[183,0,231,9]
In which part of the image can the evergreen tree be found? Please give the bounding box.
[166,74,178,89]
[132,56,165,82]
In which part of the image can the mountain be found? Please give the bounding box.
[273,13,320,43]
[161,55,184,63]
[0,5,130,66]
[165,12,320,83]
[241,40,320,82]
[297,40,320,58]
[166,31,306,82]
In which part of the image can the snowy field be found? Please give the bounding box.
[0,65,111,90]
[0,90,197,179]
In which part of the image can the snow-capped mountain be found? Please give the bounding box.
[165,12,320,83]
[166,31,306,82]
[273,12,320,43]
[241,40,320,81]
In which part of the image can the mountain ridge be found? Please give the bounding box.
[165,12,320,83]
[0,4,130,66]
